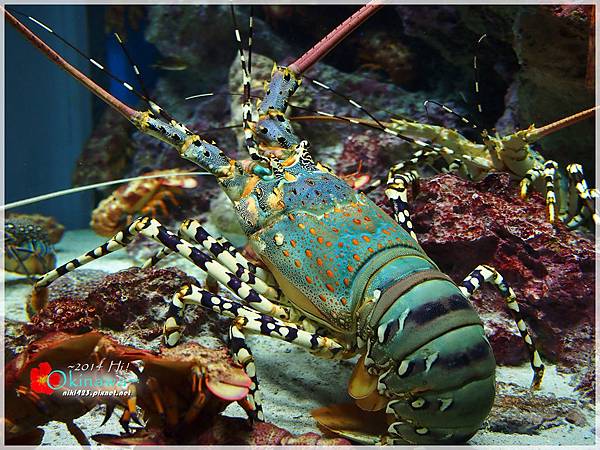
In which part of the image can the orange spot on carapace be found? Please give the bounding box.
[368,247,374,253]
[326,283,334,292]
[288,214,295,221]
[317,236,324,244]
[362,235,370,242]
[338,242,344,248]
[352,238,359,245]
[317,258,323,266]
[326,270,334,277]
[295,260,302,268]
[364,216,371,222]
[309,228,316,235]
[332,227,339,233]
[298,223,305,229]
[283,250,290,257]
[326,241,333,247]
[341,297,348,305]
[291,240,297,248]
[305,249,313,258]
[382,229,390,235]
[353,254,361,261]
[319,294,327,302]
[344,278,350,286]
[347,265,354,272]
[353,219,361,225]
[306,276,313,284]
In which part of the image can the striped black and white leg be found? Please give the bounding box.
[384,170,419,242]
[564,163,599,227]
[165,284,347,421]
[166,284,346,357]
[459,264,545,389]
[143,219,280,300]
[33,217,289,321]
[229,318,264,422]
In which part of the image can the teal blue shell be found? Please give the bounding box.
[229,155,432,334]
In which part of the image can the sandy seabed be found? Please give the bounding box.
[4,229,597,446]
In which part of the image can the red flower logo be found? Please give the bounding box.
[30,362,61,394]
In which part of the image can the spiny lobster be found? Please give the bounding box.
[7,2,586,444]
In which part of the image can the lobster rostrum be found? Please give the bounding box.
[7,3,546,444]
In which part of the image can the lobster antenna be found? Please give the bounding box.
[248,5,253,78]
[302,75,388,131]
[2,172,211,211]
[112,32,183,125]
[113,32,151,104]
[423,100,480,130]
[474,34,487,115]
[7,9,153,107]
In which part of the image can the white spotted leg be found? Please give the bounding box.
[459,264,545,389]
[384,169,420,242]
[142,219,280,300]
[564,163,599,228]
[33,217,289,321]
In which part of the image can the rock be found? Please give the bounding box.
[410,173,595,374]
[84,267,202,336]
[485,381,588,434]
[24,299,99,335]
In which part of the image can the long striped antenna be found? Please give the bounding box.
[473,34,487,115]
[302,75,388,131]
[423,100,480,130]
[248,5,253,79]
[113,32,151,103]
[8,8,177,123]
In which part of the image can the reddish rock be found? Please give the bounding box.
[85,267,201,333]
[25,299,99,335]
[410,173,595,372]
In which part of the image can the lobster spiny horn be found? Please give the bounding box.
[524,105,599,142]
[288,0,384,75]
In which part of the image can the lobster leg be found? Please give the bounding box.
[166,283,347,423]
[384,170,419,242]
[564,163,599,227]
[33,217,289,321]
[143,219,279,300]
[229,319,264,422]
[459,264,545,389]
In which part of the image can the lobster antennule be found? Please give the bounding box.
[288,0,384,75]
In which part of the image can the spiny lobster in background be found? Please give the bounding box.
[4,2,596,445]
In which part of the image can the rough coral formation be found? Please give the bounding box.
[25,299,99,335]
[410,173,594,378]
